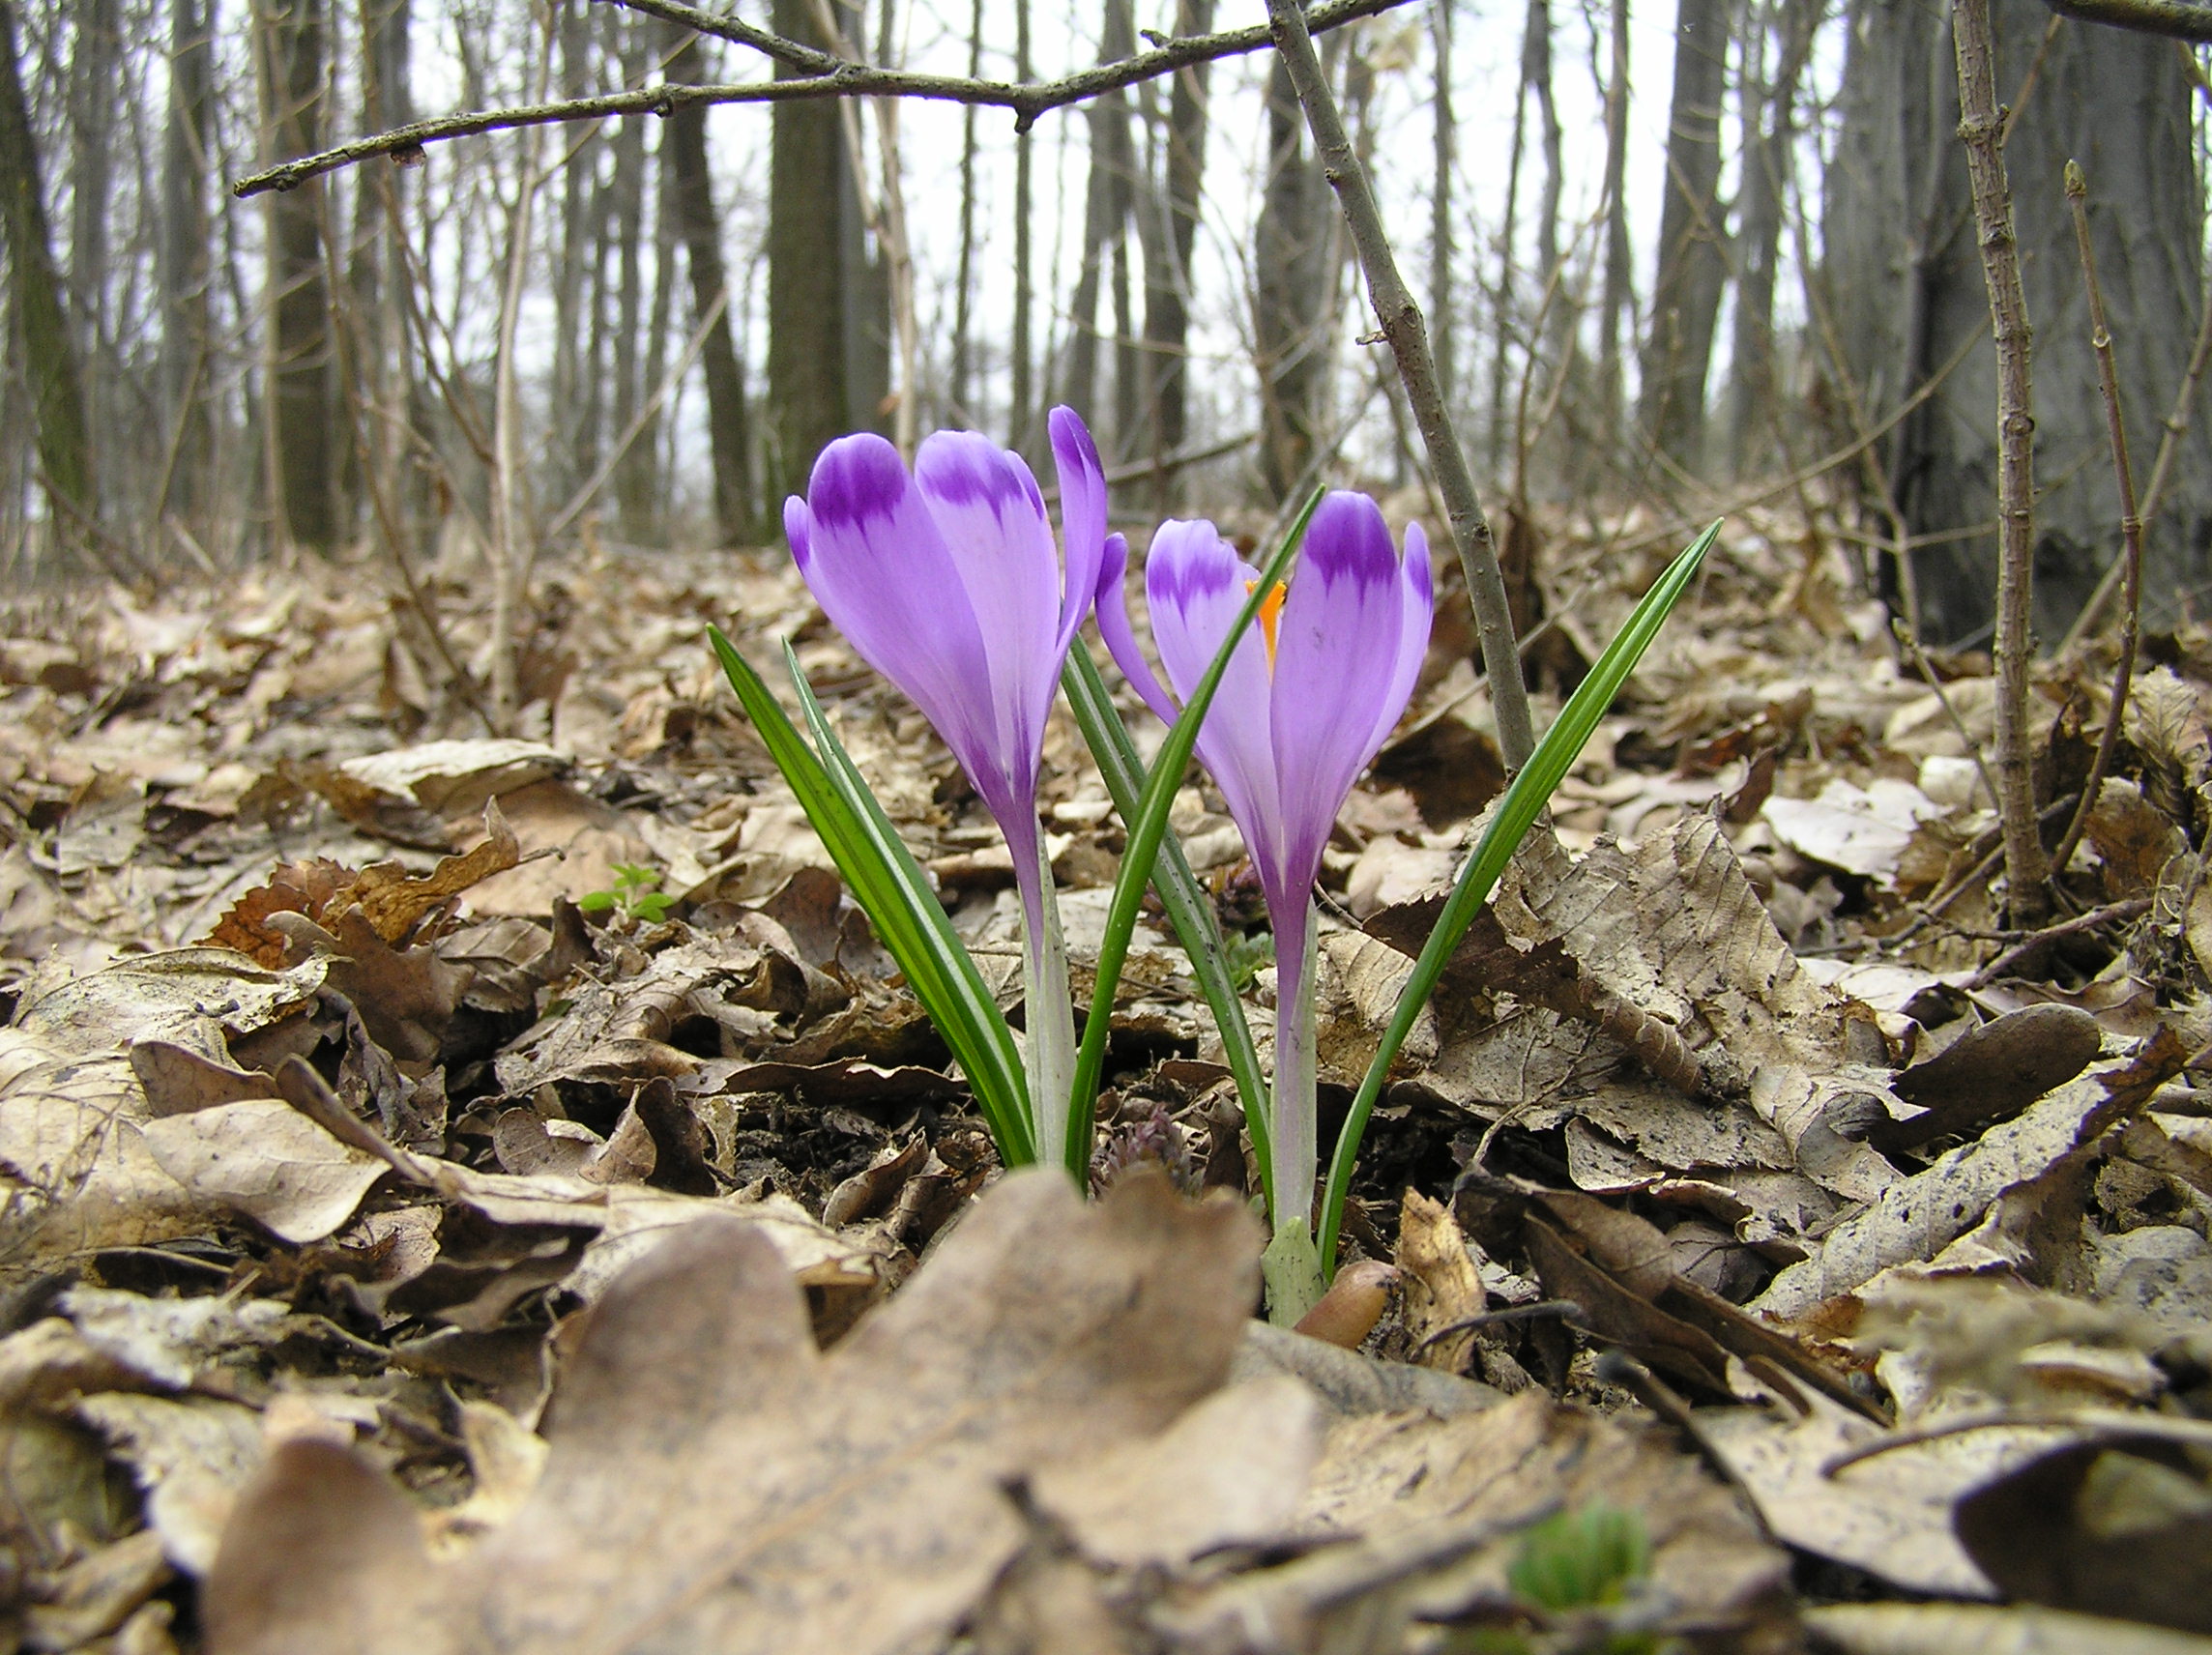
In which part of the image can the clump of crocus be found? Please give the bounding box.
[782,409,1107,1170]
[1095,492,1431,1317]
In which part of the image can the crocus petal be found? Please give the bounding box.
[1362,520,1433,766]
[1093,534,1179,729]
[1144,519,1282,868]
[1266,493,1411,906]
[1048,407,1109,655]
[788,435,1013,818]
[912,430,1062,797]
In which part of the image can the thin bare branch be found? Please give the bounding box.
[1261,0,1536,769]
[232,0,1413,198]
[2050,160,2143,884]
[2035,0,2212,40]
[1954,0,2051,920]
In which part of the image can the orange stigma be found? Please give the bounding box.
[1244,578,1287,671]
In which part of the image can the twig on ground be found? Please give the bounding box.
[2059,211,2212,653]
[230,0,1413,197]
[1965,896,2152,988]
[1954,0,2050,922]
[2049,160,2144,885]
[1260,0,1535,771]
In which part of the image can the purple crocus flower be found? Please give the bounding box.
[1095,493,1431,1272]
[783,408,1108,1168]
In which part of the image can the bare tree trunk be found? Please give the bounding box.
[550,0,595,503]
[159,0,214,527]
[662,21,750,542]
[0,0,92,540]
[1009,0,1033,450]
[1428,0,1454,413]
[950,0,983,422]
[1528,0,1567,392]
[1725,0,1819,477]
[1486,0,1530,473]
[609,14,654,538]
[1254,50,1334,501]
[68,0,118,372]
[257,0,340,551]
[634,93,679,534]
[1140,0,1210,467]
[1826,0,2206,642]
[1590,0,1633,476]
[1638,0,1732,470]
[1064,0,1135,442]
[768,0,852,498]
[1111,170,1139,455]
[1954,0,2048,917]
[344,0,414,554]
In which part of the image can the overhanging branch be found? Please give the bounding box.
[232,0,1413,197]
[2037,0,2212,38]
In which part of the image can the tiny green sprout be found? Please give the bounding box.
[1222,928,1274,994]
[1444,1504,1669,1655]
[578,862,675,924]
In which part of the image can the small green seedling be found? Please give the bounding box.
[1453,1504,1665,1655]
[1221,928,1274,994]
[578,862,675,924]
[1508,1504,1650,1611]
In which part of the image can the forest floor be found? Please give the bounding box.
[0,504,2206,1654]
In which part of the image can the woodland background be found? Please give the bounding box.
[0,0,2206,655]
[0,4,2211,1653]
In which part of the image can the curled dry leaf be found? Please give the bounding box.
[204,1169,1277,1655]
[1755,1031,2186,1319]
[1803,1601,2212,1655]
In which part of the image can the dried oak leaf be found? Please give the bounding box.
[200,802,522,965]
[205,1168,1269,1655]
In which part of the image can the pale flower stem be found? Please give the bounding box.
[1016,826,1076,1174]
[1270,898,1321,1238]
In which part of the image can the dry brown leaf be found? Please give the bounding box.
[139,1100,387,1244]
[1694,1392,2071,1599]
[1754,1031,2185,1319]
[205,1170,1273,1655]
[1806,1601,2212,1655]
[1189,1389,1792,1650]
[1396,1190,1486,1373]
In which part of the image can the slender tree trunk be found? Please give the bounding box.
[1009,0,1033,450]
[636,96,679,533]
[1529,0,1567,392]
[1140,0,1210,464]
[345,0,413,552]
[1591,0,1633,475]
[768,0,851,498]
[68,0,118,372]
[1638,0,1732,470]
[159,0,214,525]
[662,22,750,543]
[1486,0,1529,473]
[1428,0,1454,413]
[950,0,983,422]
[1065,0,1135,439]
[1954,0,2048,917]
[609,15,653,538]
[550,0,594,502]
[1725,0,1818,477]
[1253,49,1334,501]
[257,0,339,551]
[0,0,92,539]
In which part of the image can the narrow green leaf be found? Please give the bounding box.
[1062,646,1275,1215]
[1316,520,1723,1271]
[779,642,1032,1143]
[1064,486,1327,1184]
[707,626,1035,1166]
